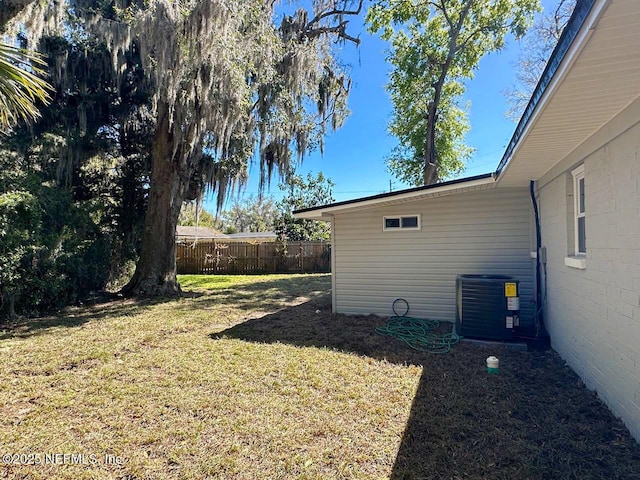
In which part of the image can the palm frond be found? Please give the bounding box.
[0,42,53,129]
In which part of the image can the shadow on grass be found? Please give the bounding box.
[0,294,173,341]
[0,275,331,341]
[175,274,331,312]
[214,298,640,480]
[3,274,639,478]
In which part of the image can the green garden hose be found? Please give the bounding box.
[375,299,461,354]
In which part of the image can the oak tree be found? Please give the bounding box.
[8,0,363,295]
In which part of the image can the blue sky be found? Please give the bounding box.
[205,1,555,210]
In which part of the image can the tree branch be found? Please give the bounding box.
[306,0,363,28]
[303,21,360,45]
[437,0,453,29]
[455,20,515,53]
[454,0,473,33]
[456,26,491,52]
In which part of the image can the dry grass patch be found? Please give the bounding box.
[0,275,418,479]
[1,273,639,480]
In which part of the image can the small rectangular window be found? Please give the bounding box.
[384,218,400,229]
[383,215,420,231]
[401,216,418,228]
[572,165,586,255]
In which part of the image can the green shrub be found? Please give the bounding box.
[0,156,112,320]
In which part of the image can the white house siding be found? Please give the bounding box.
[537,116,640,441]
[332,188,534,323]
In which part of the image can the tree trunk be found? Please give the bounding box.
[423,102,439,185]
[1,292,18,322]
[122,102,191,297]
[423,50,451,186]
[8,293,16,320]
[422,0,473,186]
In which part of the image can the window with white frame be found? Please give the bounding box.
[383,215,420,231]
[572,164,586,255]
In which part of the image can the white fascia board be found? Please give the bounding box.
[296,214,332,221]
[293,175,496,220]
[495,0,608,185]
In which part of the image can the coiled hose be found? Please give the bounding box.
[375,298,461,354]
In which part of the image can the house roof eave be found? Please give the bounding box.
[294,173,496,220]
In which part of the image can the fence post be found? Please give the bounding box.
[255,243,260,273]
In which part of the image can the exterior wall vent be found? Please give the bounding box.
[456,274,520,341]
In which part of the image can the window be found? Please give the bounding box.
[401,216,418,228]
[383,215,420,231]
[384,217,400,229]
[572,164,586,255]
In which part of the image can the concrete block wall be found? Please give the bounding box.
[537,119,640,441]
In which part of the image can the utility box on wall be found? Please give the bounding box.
[456,274,520,341]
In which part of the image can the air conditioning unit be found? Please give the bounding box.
[456,274,520,341]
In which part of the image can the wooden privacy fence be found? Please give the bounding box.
[176,240,331,275]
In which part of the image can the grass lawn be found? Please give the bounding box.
[1,274,639,479]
